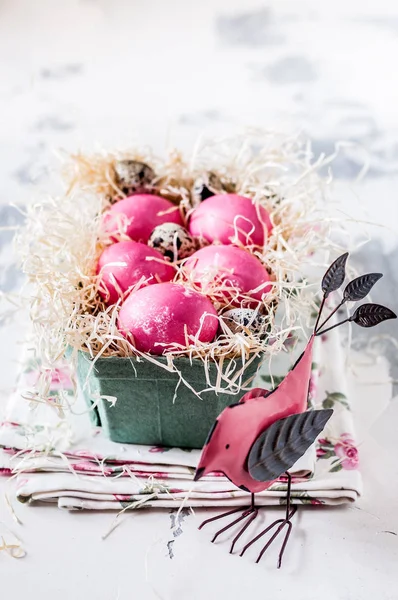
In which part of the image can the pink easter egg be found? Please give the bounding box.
[97,241,175,304]
[118,283,218,354]
[103,194,183,243]
[188,193,272,247]
[184,245,271,306]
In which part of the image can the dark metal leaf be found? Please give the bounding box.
[349,303,397,328]
[321,253,349,297]
[247,409,333,482]
[343,273,383,301]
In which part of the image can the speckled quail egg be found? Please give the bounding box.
[192,171,224,204]
[220,308,267,338]
[148,223,197,261]
[114,160,155,195]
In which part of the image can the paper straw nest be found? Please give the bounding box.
[16,131,345,403]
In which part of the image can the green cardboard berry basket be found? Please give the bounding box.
[76,351,263,449]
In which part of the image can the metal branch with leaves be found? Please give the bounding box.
[314,253,396,336]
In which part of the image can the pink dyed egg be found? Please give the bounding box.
[184,245,271,306]
[97,241,175,304]
[118,283,218,354]
[188,193,272,247]
[103,194,183,243]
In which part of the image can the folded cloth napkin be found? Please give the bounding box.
[0,328,362,510]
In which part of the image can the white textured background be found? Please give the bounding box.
[0,1,397,599]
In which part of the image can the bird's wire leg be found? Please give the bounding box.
[284,471,292,521]
[239,508,296,556]
[229,506,258,554]
[276,517,294,568]
[239,473,297,568]
[255,508,297,567]
[199,494,259,547]
[198,506,249,530]
[211,495,257,545]
[211,507,255,544]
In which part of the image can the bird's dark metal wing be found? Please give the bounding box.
[247,409,333,482]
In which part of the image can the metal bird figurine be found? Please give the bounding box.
[194,253,396,567]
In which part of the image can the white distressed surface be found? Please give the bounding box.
[0,1,397,598]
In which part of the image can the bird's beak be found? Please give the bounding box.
[193,466,206,482]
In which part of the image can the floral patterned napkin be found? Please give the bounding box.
[0,327,361,510]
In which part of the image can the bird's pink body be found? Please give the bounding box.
[196,336,315,493]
